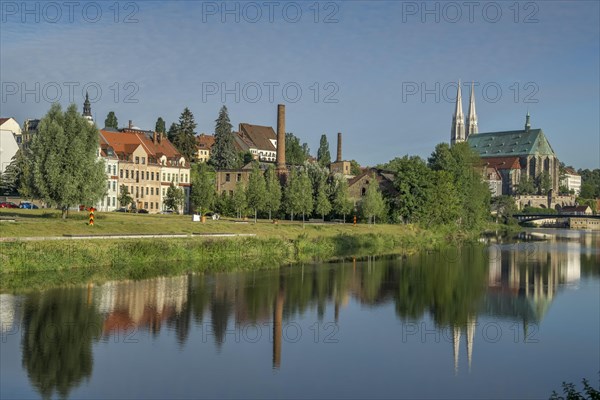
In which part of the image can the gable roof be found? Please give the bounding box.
[467,129,556,158]
[0,118,13,126]
[348,167,396,186]
[99,129,185,165]
[197,134,215,150]
[239,123,277,151]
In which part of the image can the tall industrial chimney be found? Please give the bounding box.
[336,132,342,162]
[276,104,286,173]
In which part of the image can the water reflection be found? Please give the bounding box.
[1,230,597,399]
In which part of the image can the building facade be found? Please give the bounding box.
[561,168,581,195]
[0,117,21,173]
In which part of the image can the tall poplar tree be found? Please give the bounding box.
[317,134,331,167]
[29,103,106,218]
[361,176,386,224]
[314,178,332,220]
[331,174,353,222]
[211,106,238,169]
[246,163,267,223]
[190,163,216,216]
[104,111,118,129]
[173,107,198,162]
[265,165,282,220]
[232,181,247,219]
[155,117,166,134]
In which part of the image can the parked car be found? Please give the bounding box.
[19,202,39,209]
[115,207,127,212]
[137,209,149,214]
[161,210,175,214]
[0,201,19,208]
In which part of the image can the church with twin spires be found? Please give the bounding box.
[450,81,560,197]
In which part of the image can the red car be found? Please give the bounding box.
[0,202,19,208]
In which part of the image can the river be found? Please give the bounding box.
[1,229,598,399]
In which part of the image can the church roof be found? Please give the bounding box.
[467,129,556,158]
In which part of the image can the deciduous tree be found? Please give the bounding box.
[165,182,184,213]
[246,163,267,223]
[265,165,282,220]
[190,163,215,216]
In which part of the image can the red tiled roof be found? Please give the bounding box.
[239,123,277,151]
[483,157,521,170]
[100,129,186,165]
[196,134,215,149]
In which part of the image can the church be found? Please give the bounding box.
[450,82,560,196]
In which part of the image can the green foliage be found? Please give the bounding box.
[155,117,166,133]
[246,163,267,222]
[285,133,310,165]
[29,103,106,218]
[238,151,254,167]
[232,181,247,218]
[118,184,133,208]
[360,175,386,224]
[578,168,600,198]
[211,106,239,169]
[350,160,362,175]
[284,168,313,221]
[317,134,331,167]
[314,175,332,219]
[550,378,600,400]
[576,198,597,213]
[537,171,552,195]
[167,122,178,143]
[420,170,461,227]
[1,149,29,196]
[215,191,235,217]
[264,165,282,220]
[104,111,118,129]
[173,107,198,162]
[387,155,433,223]
[522,206,557,214]
[165,182,184,213]
[517,175,536,195]
[331,174,353,221]
[190,163,216,215]
[491,195,518,224]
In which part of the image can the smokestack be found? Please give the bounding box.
[276,104,286,172]
[153,131,157,144]
[128,120,133,129]
[336,132,342,162]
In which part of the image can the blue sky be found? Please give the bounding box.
[1,1,599,169]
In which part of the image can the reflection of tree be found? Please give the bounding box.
[395,248,487,327]
[21,288,102,399]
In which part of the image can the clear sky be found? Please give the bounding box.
[1,1,598,169]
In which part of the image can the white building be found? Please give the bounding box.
[561,168,581,195]
[0,117,21,173]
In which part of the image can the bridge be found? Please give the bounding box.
[514,213,600,225]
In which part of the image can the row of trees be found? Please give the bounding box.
[187,161,389,224]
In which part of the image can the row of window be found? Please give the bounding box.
[106,164,117,175]
[225,173,242,182]
[118,169,189,183]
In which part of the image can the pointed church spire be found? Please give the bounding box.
[450,80,465,146]
[524,111,531,132]
[83,91,94,125]
[466,81,478,137]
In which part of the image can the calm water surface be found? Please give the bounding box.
[1,229,599,399]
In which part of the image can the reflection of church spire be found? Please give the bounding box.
[453,326,461,375]
[466,316,476,373]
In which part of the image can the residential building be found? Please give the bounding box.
[238,123,277,162]
[0,118,21,173]
[215,163,254,195]
[561,205,592,215]
[22,119,40,148]
[483,166,503,197]
[97,132,120,211]
[561,168,581,195]
[196,134,215,163]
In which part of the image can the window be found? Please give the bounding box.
[162,188,166,196]
[229,190,233,196]
[112,181,116,191]
[225,173,230,182]
[237,173,241,182]
[107,181,111,190]
[144,202,148,209]
[142,157,146,164]
[175,174,178,183]
[112,197,116,206]
[162,173,166,181]
[136,171,139,182]
[107,165,111,173]
[113,165,116,175]
[146,171,149,180]
[140,171,144,180]
[135,156,139,164]
[126,170,129,179]
[150,202,153,209]
[130,186,133,193]
[181,174,184,182]
[151,172,154,181]
[155,202,158,209]
[120,169,123,178]
[362,187,366,196]
[168,173,171,181]
[151,187,154,195]
[146,187,149,195]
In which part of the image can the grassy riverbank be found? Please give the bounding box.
[0,209,484,292]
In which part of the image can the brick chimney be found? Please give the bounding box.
[128,120,133,129]
[276,104,286,173]
[153,131,158,144]
[336,132,342,162]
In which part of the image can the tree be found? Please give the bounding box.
[231,181,247,219]
[165,182,184,213]
[211,106,238,169]
[537,171,552,194]
[155,117,166,134]
[349,160,362,175]
[173,107,198,162]
[1,149,29,195]
[317,134,331,167]
[118,185,133,208]
[298,168,314,223]
[167,122,179,143]
[314,177,332,220]
[420,170,461,227]
[331,174,353,222]
[284,168,301,221]
[190,163,215,216]
[29,103,106,218]
[387,155,433,223]
[265,165,282,220]
[285,133,310,165]
[246,163,267,223]
[361,175,386,224]
[104,111,118,129]
[516,175,536,195]
[491,195,518,224]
